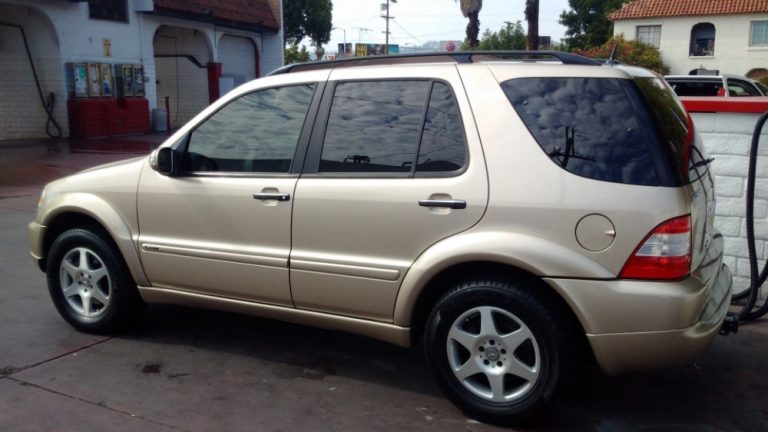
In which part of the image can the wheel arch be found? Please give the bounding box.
[404,260,587,347]
[41,198,148,286]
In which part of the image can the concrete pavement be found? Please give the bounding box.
[1,137,767,431]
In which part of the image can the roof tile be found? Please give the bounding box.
[610,0,768,21]
[153,0,279,31]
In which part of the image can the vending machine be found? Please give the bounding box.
[100,63,114,97]
[115,64,134,97]
[87,63,101,97]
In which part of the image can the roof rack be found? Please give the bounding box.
[268,50,600,75]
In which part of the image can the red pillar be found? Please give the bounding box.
[207,62,222,103]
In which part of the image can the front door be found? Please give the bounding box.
[137,80,320,305]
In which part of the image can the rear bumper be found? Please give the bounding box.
[546,235,732,375]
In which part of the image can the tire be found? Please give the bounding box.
[46,227,145,333]
[423,279,567,425]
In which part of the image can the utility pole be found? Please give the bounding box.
[381,0,397,54]
[333,27,347,58]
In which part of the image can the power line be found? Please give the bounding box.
[391,19,425,45]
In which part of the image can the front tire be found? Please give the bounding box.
[424,279,567,425]
[46,227,144,333]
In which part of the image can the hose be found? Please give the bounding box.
[734,111,768,321]
[0,22,63,138]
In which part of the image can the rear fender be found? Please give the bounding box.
[393,231,613,326]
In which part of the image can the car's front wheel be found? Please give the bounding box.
[424,279,567,425]
[46,227,144,333]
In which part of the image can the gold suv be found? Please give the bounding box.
[29,52,732,424]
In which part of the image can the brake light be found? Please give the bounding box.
[620,215,691,280]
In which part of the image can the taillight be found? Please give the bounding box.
[620,215,691,280]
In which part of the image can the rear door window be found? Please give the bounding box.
[502,77,665,186]
[318,80,467,175]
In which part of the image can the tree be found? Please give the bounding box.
[524,0,539,50]
[478,21,526,50]
[456,0,483,49]
[559,0,625,50]
[284,44,311,64]
[579,35,670,74]
[283,0,333,47]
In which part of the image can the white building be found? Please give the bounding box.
[0,0,284,140]
[610,0,768,77]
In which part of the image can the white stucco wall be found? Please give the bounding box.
[614,14,768,75]
[693,111,768,298]
[0,0,282,139]
[0,2,68,139]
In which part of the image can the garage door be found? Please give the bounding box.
[219,35,257,95]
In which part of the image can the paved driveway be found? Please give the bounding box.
[1,141,767,431]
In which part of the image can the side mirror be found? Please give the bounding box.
[151,147,178,176]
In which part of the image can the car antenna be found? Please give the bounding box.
[607,43,618,65]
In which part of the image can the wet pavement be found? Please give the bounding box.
[0,135,767,431]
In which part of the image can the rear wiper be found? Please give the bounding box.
[689,157,715,171]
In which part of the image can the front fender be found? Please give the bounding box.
[392,231,614,326]
[40,193,148,286]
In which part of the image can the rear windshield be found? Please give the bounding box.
[633,77,692,181]
[502,77,689,187]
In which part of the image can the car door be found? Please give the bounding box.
[289,66,488,321]
[137,73,325,305]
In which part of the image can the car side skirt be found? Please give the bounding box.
[138,286,412,347]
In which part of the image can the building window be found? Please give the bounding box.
[690,23,716,56]
[89,0,128,22]
[751,21,768,46]
[636,25,661,48]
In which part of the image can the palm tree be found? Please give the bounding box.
[525,0,539,50]
[456,0,483,49]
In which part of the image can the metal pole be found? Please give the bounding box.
[385,0,390,55]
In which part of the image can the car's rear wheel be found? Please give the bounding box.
[46,227,144,333]
[424,279,566,425]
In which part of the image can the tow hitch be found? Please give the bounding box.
[719,314,739,335]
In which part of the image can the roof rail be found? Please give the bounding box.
[268,50,600,75]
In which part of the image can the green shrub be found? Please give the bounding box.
[578,35,670,75]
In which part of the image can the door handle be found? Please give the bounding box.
[418,199,466,209]
[253,192,291,201]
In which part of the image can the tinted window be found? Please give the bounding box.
[183,84,315,173]
[320,81,429,173]
[417,82,466,172]
[502,77,663,186]
[89,0,128,22]
[727,79,761,96]
[633,77,691,183]
[668,80,722,97]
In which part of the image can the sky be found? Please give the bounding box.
[325,0,573,51]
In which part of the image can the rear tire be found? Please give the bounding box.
[46,227,144,333]
[423,279,567,425]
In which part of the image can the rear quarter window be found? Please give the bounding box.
[502,77,668,186]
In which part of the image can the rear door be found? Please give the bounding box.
[289,65,488,321]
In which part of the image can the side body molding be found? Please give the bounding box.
[392,230,615,326]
